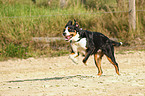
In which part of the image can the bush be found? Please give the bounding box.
[0,43,30,60]
[0,0,144,60]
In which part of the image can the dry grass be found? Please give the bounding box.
[0,0,144,60]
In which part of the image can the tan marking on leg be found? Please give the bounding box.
[94,53,103,76]
[71,53,75,55]
[106,56,120,75]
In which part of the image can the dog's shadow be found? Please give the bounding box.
[7,75,95,83]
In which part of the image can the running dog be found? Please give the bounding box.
[63,20,122,76]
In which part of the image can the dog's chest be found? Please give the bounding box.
[74,38,87,49]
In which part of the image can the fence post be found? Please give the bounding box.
[129,0,136,31]
[60,0,66,8]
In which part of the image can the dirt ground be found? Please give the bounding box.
[0,50,145,96]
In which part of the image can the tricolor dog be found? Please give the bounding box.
[63,20,122,76]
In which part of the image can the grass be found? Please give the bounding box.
[0,0,145,60]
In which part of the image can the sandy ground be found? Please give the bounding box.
[0,51,145,96]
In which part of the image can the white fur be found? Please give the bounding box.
[69,33,87,64]
[70,33,80,42]
[64,26,70,36]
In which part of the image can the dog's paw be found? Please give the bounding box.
[83,62,87,66]
[82,59,87,66]
[83,59,87,64]
[69,55,78,64]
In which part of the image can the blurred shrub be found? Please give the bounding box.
[0,0,144,60]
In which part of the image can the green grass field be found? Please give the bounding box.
[0,0,144,60]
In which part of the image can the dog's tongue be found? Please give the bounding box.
[65,36,71,41]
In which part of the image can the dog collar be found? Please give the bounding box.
[70,39,80,43]
[76,38,81,42]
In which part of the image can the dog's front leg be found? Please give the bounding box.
[69,43,79,64]
[83,49,94,65]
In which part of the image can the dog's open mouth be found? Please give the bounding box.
[65,35,72,41]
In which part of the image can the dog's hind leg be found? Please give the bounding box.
[94,52,104,76]
[106,56,120,75]
[103,46,120,75]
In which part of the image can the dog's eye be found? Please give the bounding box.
[69,29,72,31]
[70,34,74,36]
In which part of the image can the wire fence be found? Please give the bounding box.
[0,10,145,19]
[0,0,145,19]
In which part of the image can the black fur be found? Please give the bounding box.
[79,30,121,55]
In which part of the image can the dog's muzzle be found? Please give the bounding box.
[64,35,72,41]
[63,32,71,41]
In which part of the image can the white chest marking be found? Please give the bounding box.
[77,38,87,49]
[70,33,80,42]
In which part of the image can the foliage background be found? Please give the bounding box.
[0,0,144,60]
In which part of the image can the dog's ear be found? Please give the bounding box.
[73,19,80,32]
[66,20,72,26]
[65,20,73,28]
[74,19,77,24]
[73,19,79,27]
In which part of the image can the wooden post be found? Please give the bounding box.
[60,0,66,8]
[129,0,136,31]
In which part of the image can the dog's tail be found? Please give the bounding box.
[111,40,123,47]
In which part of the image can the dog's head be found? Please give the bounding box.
[63,19,80,41]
